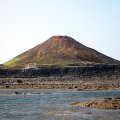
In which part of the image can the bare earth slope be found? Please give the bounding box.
[4,35,119,68]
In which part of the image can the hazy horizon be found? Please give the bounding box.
[0,0,120,64]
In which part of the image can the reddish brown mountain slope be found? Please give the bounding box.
[4,36,119,68]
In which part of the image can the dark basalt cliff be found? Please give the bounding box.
[0,65,120,80]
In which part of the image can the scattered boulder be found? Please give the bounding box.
[103,97,112,100]
[113,97,120,100]
[68,87,73,89]
[83,112,92,115]
[14,91,20,94]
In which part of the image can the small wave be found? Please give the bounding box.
[22,92,45,95]
[53,111,81,116]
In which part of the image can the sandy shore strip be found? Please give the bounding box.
[0,82,120,90]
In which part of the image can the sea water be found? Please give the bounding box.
[0,89,120,120]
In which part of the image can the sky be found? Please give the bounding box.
[0,0,120,64]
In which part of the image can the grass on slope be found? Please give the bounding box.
[4,57,21,68]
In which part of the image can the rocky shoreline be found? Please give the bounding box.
[71,97,120,109]
[0,65,120,90]
[0,78,120,90]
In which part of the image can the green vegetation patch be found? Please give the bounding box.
[4,57,21,68]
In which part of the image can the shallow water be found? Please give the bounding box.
[0,89,120,120]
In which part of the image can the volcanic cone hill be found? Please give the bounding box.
[4,35,119,68]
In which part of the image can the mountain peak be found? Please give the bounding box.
[4,35,119,68]
[47,35,79,44]
[42,35,85,50]
[45,35,77,46]
[49,35,73,40]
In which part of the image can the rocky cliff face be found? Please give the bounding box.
[4,35,119,68]
[0,65,120,79]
